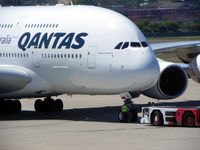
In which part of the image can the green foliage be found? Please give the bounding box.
[135,19,200,34]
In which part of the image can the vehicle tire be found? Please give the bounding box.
[182,112,195,127]
[55,99,63,112]
[35,99,43,112]
[118,111,129,122]
[152,111,163,126]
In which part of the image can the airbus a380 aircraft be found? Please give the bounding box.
[0,5,200,122]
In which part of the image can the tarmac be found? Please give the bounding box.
[0,80,200,150]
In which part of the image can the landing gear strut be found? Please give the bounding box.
[118,98,138,123]
[0,100,21,113]
[34,97,63,112]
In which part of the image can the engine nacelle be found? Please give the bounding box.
[188,54,200,83]
[142,61,188,100]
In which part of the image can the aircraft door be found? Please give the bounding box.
[87,46,96,69]
[32,52,40,68]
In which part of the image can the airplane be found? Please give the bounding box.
[0,5,200,122]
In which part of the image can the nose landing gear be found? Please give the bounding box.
[34,97,63,112]
[118,92,139,123]
[118,98,138,123]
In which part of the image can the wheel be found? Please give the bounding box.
[34,99,43,112]
[43,98,55,112]
[7,100,14,112]
[152,111,163,126]
[118,108,138,123]
[0,100,6,113]
[13,100,21,112]
[55,99,63,112]
[118,111,129,122]
[129,108,138,122]
[182,112,195,127]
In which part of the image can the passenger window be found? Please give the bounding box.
[131,42,141,47]
[122,42,129,49]
[115,42,123,49]
[141,42,148,47]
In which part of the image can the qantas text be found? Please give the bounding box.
[18,32,88,51]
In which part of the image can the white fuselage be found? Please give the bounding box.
[0,5,160,99]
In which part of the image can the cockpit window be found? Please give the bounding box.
[131,42,141,47]
[141,42,148,47]
[115,42,123,49]
[115,41,148,50]
[122,42,129,49]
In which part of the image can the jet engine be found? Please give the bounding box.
[188,54,200,83]
[142,60,188,100]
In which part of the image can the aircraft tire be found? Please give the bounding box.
[13,100,21,112]
[129,108,138,122]
[35,99,43,112]
[118,111,129,122]
[43,98,55,112]
[55,99,63,112]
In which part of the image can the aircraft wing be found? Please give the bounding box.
[0,65,32,93]
[151,41,200,63]
[151,41,200,52]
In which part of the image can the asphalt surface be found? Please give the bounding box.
[0,80,200,150]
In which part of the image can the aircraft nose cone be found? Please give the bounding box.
[127,48,160,91]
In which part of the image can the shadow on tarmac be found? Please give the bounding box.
[0,100,200,123]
